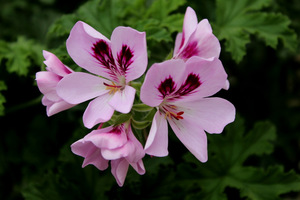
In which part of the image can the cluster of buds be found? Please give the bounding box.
[36,7,235,186]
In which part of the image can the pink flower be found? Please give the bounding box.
[140,57,235,162]
[57,21,148,129]
[173,7,220,61]
[71,123,145,187]
[173,7,229,90]
[36,50,75,116]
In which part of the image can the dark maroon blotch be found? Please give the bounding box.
[174,73,201,97]
[92,40,116,72]
[158,76,176,98]
[117,45,134,75]
[180,41,199,59]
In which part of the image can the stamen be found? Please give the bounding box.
[164,109,184,120]
[104,82,122,94]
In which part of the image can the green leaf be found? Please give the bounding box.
[48,0,121,39]
[230,165,300,200]
[113,113,132,125]
[131,119,151,130]
[0,37,44,76]
[179,116,300,200]
[132,103,153,112]
[47,14,78,37]
[0,81,7,116]
[214,0,298,63]
[117,0,185,43]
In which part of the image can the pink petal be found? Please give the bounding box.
[140,59,186,107]
[66,21,114,79]
[82,148,109,170]
[108,85,135,114]
[110,26,147,82]
[176,98,235,134]
[43,50,73,76]
[130,159,145,175]
[71,139,109,170]
[168,117,208,162]
[111,158,129,187]
[84,127,128,150]
[177,57,227,101]
[173,33,183,56]
[42,96,75,116]
[144,111,169,157]
[223,79,230,90]
[57,72,108,104]
[101,141,135,160]
[180,19,220,59]
[83,94,114,128]
[181,7,198,49]
[36,71,61,102]
[126,125,145,162]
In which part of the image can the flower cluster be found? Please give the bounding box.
[36,7,235,186]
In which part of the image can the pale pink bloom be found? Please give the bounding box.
[57,21,148,128]
[36,50,75,116]
[71,123,145,187]
[173,7,220,61]
[140,57,235,162]
[173,7,230,90]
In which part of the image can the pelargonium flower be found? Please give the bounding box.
[173,6,220,61]
[140,57,235,162]
[71,123,145,187]
[57,21,148,128]
[36,50,75,116]
[173,7,229,90]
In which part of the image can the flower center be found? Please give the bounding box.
[104,82,122,94]
[160,104,184,120]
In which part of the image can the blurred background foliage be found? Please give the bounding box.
[1,0,300,199]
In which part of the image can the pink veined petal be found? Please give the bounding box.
[168,116,208,163]
[179,19,220,59]
[71,139,109,170]
[84,128,128,150]
[111,158,130,187]
[101,141,135,160]
[82,148,109,170]
[176,98,235,134]
[176,57,227,101]
[41,96,52,107]
[108,85,135,114]
[57,72,109,104]
[173,33,183,56]
[83,94,114,128]
[140,59,186,107]
[181,7,198,49]
[110,26,147,82]
[36,71,61,102]
[144,111,169,157]
[129,159,145,175]
[223,79,230,90]
[45,98,75,117]
[66,21,113,79]
[126,125,145,162]
[43,50,73,76]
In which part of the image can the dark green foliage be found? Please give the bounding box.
[214,0,298,63]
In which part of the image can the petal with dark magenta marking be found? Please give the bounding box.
[117,44,134,75]
[157,76,177,98]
